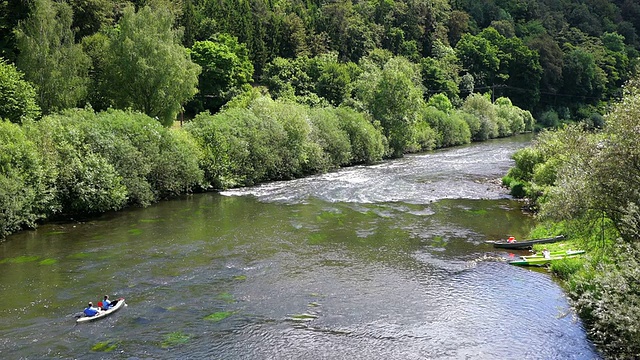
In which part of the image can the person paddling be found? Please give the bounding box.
[101,295,112,310]
[83,302,100,317]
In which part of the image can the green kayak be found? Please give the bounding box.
[520,249,585,260]
[510,250,585,266]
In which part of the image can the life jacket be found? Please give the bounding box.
[101,299,111,310]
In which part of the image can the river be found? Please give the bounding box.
[0,135,600,359]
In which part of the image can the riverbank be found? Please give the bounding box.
[502,80,640,358]
[1,94,534,240]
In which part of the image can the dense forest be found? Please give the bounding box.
[1,0,639,123]
[2,1,640,357]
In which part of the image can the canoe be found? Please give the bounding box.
[509,252,584,267]
[77,298,126,323]
[520,249,585,260]
[487,235,565,250]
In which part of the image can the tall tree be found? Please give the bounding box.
[102,4,200,126]
[187,33,254,114]
[455,32,500,88]
[15,0,90,114]
[369,56,425,157]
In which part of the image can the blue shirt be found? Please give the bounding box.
[101,299,111,310]
[84,306,99,316]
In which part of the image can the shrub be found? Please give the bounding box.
[509,181,526,198]
[412,118,437,152]
[250,97,321,177]
[495,97,526,136]
[73,109,203,204]
[422,106,471,148]
[187,98,326,188]
[462,93,498,141]
[307,107,352,169]
[25,113,127,215]
[567,243,640,359]
[186,108,265,188]
[0,59,40,123]
[0,120,52,237]
[334,107,386,164]
[25,109,203,215]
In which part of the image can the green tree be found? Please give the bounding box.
[262,56,315,102]
[462,93,498,141]
[560,45,607,105]
[369,57,425,157]
[68,0,116,40]
[0,58,40,123]
[306,53,354,106]
[103,4,200,126]
[542,79,640,240]
[188,34,254,114]
[455,32,500,88]
[420,42,461,103]
[316,1,377,62]
[526,34,564,96]
[15,0,90,114]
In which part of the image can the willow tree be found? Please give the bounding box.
[15,0,90,114]
[103,4,200,126]
[368,57,425,157]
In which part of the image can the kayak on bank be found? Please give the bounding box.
[509,250,585,267]
[486,235,565,250]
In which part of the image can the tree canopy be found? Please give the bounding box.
[2,0,638,124]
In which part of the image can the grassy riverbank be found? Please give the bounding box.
[503,79,640,358]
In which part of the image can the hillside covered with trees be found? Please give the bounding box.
[1,0,638,123]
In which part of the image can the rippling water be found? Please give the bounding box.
[0,135,600,359]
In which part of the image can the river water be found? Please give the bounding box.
[0,135,600,359]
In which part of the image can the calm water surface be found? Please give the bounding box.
[0,136,600,359]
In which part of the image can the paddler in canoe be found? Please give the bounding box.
[83,295,113,317]
[83,302,100,317]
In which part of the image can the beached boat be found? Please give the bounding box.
[487,235,565,250]
[509,251,585,266]
[520,249,585,260]
[77,298,126,323]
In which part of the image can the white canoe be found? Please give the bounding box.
[76,298,126,323]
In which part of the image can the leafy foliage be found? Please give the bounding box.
[101,4,200,126]
[187,34,254,114]
[567,243,640,359]
[15,0,90,114]
[0,58,40,123]
[0,120,53,237]
[21,109,203,217]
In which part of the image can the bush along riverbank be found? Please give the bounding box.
[1,91,533,240]
[503,78,640,359]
